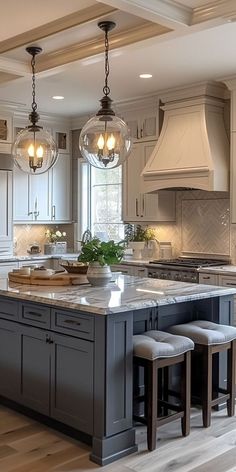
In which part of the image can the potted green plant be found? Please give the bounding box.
[78,238,125,286]
[125,224,154,259]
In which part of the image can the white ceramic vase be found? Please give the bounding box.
[129,241,145,259]
[87,262,112,286]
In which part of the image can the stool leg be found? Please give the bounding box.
[227,340,236,417]
[147,360,157,451]
[202,345,212,428]
[163,366,169,417]
[181,350,191,436]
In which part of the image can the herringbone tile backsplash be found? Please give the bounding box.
[150,190,231,259]
[13,224,75,256]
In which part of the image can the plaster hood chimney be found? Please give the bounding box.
[141,82,229,193]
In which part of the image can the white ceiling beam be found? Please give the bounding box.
[36,22,169,72]
[97,0,192,29]
[0,3,117,54]
[0,57,29,76]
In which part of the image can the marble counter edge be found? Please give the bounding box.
[0,282,236,316]
[0,253,80,263]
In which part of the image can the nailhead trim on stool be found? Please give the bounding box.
[168,321,236,427]
[133,330,194,451]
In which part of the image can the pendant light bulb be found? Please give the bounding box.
[97,134,105,150]
[79,21,132,169]
[107,133,115,151]
[12,46,58,174]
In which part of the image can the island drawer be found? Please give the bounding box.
[0,298,19,321]
[20,303,51,328]
[52,309,94,340]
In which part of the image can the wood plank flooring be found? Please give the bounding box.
[0,405,235,472]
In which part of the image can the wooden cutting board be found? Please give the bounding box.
[8,272,89,286]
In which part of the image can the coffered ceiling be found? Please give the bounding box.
[0,0,235,117]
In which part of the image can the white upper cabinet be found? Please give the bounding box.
[13,168,51,222]
[118,98,161,143]
[0,171,13,256]
[13,117,72,223]
[124,109,158,142]
[123,141,175,223]
[13,156,72,223]
[51,153,71,222]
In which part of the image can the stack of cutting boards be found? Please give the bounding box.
[8,271,89,286]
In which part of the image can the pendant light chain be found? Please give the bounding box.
[31,54,38,113]
[103,28,110,97]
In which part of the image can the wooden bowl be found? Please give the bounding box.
[60,262,88,274]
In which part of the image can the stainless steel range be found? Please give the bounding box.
[148,258,229,283]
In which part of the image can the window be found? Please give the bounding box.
[80,162,124,241]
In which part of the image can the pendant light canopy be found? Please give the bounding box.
[12,46,58,174]
[79,21,132,169]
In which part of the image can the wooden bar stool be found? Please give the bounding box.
[133,330,194,451]
[168,321,236,427]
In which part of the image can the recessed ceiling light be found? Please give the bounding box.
[139,73,152,79]
[52,95,64,100]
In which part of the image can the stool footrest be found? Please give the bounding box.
[158,400,182,413]
[211,394,230,407]
[157,411,184,427]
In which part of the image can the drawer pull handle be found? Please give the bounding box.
[226,283,236,286]
[203,276,210,280]
[27,311,42,318]
[64,319,81,326]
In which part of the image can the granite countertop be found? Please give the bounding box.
[0,253,79,263]
[0,255,151,266]
[118,258,151,266]
[198,265,236,275]
[0,274,235,315]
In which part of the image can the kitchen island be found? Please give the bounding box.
[0,275,235,465]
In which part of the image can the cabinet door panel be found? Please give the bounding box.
[51,154,71,221]
[13,166,31,221]
[123,144,143,221]
[29,172,51,221]
[0,319,21,401]
[51,333,94,434]
[20,326,50,415]
[0,171,12,241]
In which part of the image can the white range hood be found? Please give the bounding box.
[141,82,229,193]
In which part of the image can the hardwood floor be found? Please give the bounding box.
[0,405,235,472]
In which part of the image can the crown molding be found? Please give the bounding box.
[36,22,169,72]
[192,0,236,25]
[0,3,117,54]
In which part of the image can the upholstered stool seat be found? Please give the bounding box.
[168,320,236,346]
[133,330,194,451]
[168,321,236,427]
[133,330,194,359]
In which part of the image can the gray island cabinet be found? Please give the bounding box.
[0,275,235,465]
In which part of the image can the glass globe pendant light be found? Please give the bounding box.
[12,46,58,174]
[79,21,132,169]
